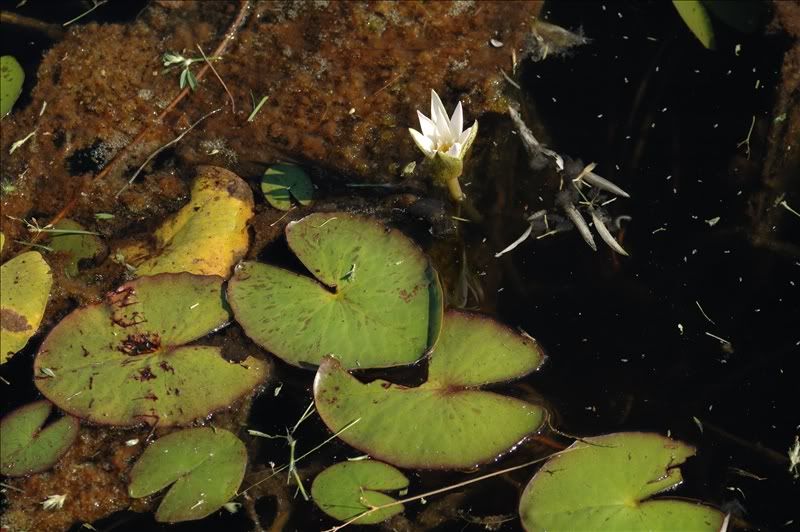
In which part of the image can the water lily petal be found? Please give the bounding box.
[409,128,435,156]
[417,110,436,138]
[450,101,464,137]
[446,142,462,158]
[562,201,596,251]
[430,90,453,143]
[590,208,629,256]
[584,171,630,198]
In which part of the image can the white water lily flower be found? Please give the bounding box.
[409,90,478,160]
[409,90,478,201]
[41,494,66,511]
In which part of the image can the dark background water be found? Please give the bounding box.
[2,1,797,531]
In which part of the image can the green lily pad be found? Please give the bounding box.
[673,0,715,49]
[34,273,267,427]
[1,250,53,364]
[519,432,726,531]
[122,166,254,278]
[261,163,314,211]
[1,56,24,118]
[314,311,545,469]
[228,212,443,369]
[311,460,409,524]
[1,400,79,476]
[47,219,105,277]
[129,427,247,522]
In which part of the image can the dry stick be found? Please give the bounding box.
[324,449,577,532]
[197,44,235,114]
[36,0,251,241]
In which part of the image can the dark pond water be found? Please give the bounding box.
[1,1,797,531]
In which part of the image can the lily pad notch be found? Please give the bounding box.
[228,212,443,369]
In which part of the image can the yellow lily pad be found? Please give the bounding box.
[1,248,53,364]
[123,166,254,278]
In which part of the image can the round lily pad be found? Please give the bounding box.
[519,432,726,531]
[1,250,53,364]
[314,311,545,469]
[34,273,267,427]
[47,219,105,277]
[125,166,254,278]
[228,212,443,369]
[1,400,79,476]
[261,163,314,211]
[1,56,24,118]
[311,460,409,524]
[129,427,247,522]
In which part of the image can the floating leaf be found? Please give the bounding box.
[228,212,443,369]
[673,0,716,49]
[311,460,409,524]
[47,219,105,277]
[1,56,24,118]
[519,432,726,531]
[704,0,764,34]
[314,311,545,469]
[1,250,52,364]
[0,400,79,476]
[34,273,267,426]
[261,163,314,211]
[123,166,253,278]
[129,427,247,522]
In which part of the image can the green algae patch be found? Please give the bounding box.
[1,56,24,118]
[311,460,409,524]
[0,400,79,476]
[1,249,53,364]
[261,163,314,211]
[34,273,267,427]
[228,212,442,369]
[519,432,726,531]
[128,427,247,522]
[123,166,253,278]
[314,311,545,469]
[47,219,105,277]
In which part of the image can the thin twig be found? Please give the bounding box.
[63,0,107,27]
[197,44,235,114]
[115,108,221,197]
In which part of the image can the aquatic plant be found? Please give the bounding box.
[34,273,267,427]
[0,233,53,364]
[0,55,24,118]
[311,460,409,524]
[314,311,545,469]
[228,212,442,369]
[409,89,478,202]
[46,219,105,278]
[128,427,247,522]
[0,400,79,477]
[518,432,726,531]
[261,163,314,211]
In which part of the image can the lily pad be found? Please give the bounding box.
[261,163,314,211]
[128,427,247,522]
[1,250,53,364]
[673,0,715,49]
[311,460,409,524]
[34,273,267,427]
[1,56,24,118]
[519,432,726,531]
[314,311,545,469]
[47,219,105,277]
[124,166,253,278]
[228,212,442,369]
[1,400,79,476]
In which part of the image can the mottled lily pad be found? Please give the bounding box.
[1,400,79,476]
[47,219,105,277]
[314,311,545,469]
[1,249,53,364]
[261,163,314,211]
[519,432,726,531]
[123,166,253,278]
[129,427,247,522]
[34,273,267,427]
[228,212,442,369]
[311,460,409,524]
[1,56,24,118]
